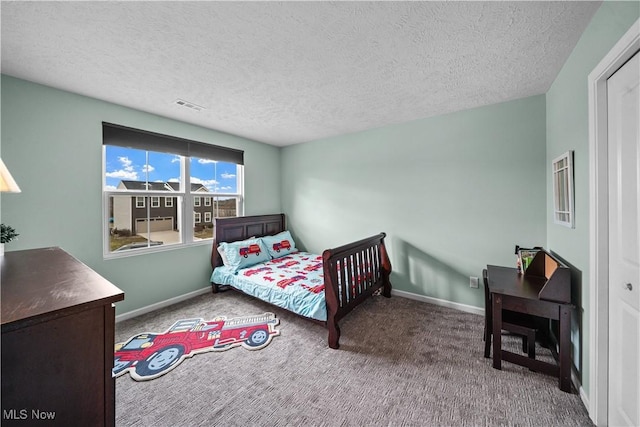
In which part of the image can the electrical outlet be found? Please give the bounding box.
[470,276,479,288]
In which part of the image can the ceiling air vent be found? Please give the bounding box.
[174,99,205,112]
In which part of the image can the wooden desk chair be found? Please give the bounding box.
[483,269,537,359]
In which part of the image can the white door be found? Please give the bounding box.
[607,51,640,427]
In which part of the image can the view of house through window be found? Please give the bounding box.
[103,124,243,255]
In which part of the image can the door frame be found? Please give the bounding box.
[588,18,639,426]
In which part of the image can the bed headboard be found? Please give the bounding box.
[211,213,286,268]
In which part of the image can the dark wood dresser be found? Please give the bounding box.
[1,247,124,426]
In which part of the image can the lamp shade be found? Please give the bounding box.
[0,159,21,193]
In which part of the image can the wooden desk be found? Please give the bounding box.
[1,247,124,426]
[487,264,573,393]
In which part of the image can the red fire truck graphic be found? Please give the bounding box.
[278,260,300,269]
[272,240,291,252]
[113,313,279,381]
[239,244,262,257]
[304,262,323,272]
[301,283,324,294]
[277,275,306,289]
[244,266,272,277]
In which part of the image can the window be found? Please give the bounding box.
[103,122,244,256]
[552,151,574,228]
[204,197,211,207]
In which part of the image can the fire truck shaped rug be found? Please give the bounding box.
[113,313,280,381]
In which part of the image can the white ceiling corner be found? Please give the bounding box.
[0,1,602,146]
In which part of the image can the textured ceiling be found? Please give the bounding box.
[1,1,601,146]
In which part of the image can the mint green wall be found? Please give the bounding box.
[2,0,635,402]
[0,75,281,314]
[282,95,547,309]
[546,1,639,401]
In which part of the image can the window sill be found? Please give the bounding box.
[104,238,212,260]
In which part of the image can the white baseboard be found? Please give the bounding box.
[115,286,211,323]
[117,287,483,323]
[392,289,484,316]
[578,382,590,416]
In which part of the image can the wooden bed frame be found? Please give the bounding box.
[210,214,392,349]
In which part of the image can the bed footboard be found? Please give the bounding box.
[322,233,392,349]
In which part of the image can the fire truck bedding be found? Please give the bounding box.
[210,214,393,350]
[211,252,329,321]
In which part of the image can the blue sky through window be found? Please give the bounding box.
[105,146,238,193]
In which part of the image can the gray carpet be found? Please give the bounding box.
[115,291,593,427]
